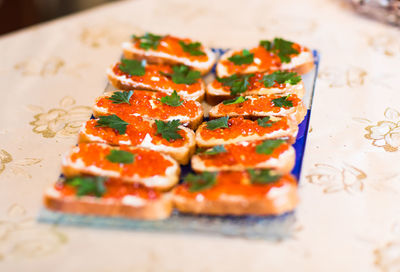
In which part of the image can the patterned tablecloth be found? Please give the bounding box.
[1,0,400,271]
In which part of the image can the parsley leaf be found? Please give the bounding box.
[155,119,183,141]
[217,74,254,95]
[203,145,227,155]
[248,169,281,184]
[260,71,301,88]
[255,139,285,155]
[66,176,106,197]
[206,117,229,130]
[222,96,248,105]
[119,59,146,76]
[259,38,300,63]
[95,115,129,134]
[160,90,184,107]
[106,149,135,164]
[228,49,254,65]
[179,41,206,56]
[272,96,293,108]
[132,32,162,50]
[160,65,201,85]
[257,116,274,127]
[184,172,217,192]
[108,90,133,105]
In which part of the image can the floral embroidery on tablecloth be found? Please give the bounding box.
[368,33,400,57]
[365,108,400,152]
[305,163,367,194]
[318,66,367,88]
[29,96,91,138]
[14,56,65,76]
[374,241,400,272]
[0,150,42,179]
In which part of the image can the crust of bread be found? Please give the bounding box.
[44,186,172,220]
[78,121,196,165]
[195,119,298,148]
[61,144,181,191]
[206,80,306,106]
[107,67,205,102]
[92,90,204,130]
[191,145,295,174]
[208,99,308,125]
[173,178,298,216]
[122,42,216,75]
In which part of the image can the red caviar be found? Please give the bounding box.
[199,116,290,141]
[198,140,289,167]
[69,143,173,178]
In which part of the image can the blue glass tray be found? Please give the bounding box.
[38,49,320,240]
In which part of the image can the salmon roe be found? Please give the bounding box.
[200,116,290,141]
[174,171,297,200]
[198,140,289,167]
[69,143,173,178]
[96,91,200,120]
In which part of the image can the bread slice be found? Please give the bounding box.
[79,117,196,165]
[206,72,305,105]
[93,90,203,130]
[44,178,172,220]
[191,140,295,174]
[216,40,314,78]
[62,143,180,191]
[208,94,307,124]
[173,171,298,216]
[122,34,216,75]
[196,116,298,148]
[107,62,205,101]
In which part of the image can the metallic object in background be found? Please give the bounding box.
[350,0,400,26]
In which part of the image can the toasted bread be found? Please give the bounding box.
[196,116,298,148]
[208,94,307,124]
[122,34,216,75]
[93,90,203,130]
[173,171,298,216]
[62,143,180,191]
[79,117,196,165]
[206,71,305,105]
[191,140,295,174]
[44,178,172,220]
[107,62,205,101]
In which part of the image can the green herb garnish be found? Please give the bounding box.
[184,172,217,192]
[259,38,300,63]
[272,95,293,108]
[106,149,135,164]
[155,119,183,141]
[255,139,285,155]
[66,176,106,197]
[228,49,254,65]
[217,74,254,95]
[119,59,146,76]
[203,145,227,155]
[206,117,229,130]
[108,90,133,105]
[257,116,274,128]
[160,65,201,85]
[160,90,184,107]
[95,115,129,134]
[248,169,281,184]
[222,96,248,105]
[179,41,206,56]
[132,32,162,50]
[260,71,301,88]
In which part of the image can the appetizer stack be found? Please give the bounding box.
[43,33,314,220]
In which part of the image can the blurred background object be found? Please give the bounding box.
[349,0,400,27]
[0,0,122,36]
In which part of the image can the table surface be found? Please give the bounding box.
[1,0,400,271]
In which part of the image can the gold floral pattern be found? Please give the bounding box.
[365,108,400,152]
[14,57,65,76]
[368,33,400,57]
[29,96,91,138]
[0,204,67,260]
[374,241,400,272]
[0,150,13,175]
[318,66,367,88]
[0,149,42,179]
[305,163,367,194]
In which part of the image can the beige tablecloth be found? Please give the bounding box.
[1,0,400,271]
